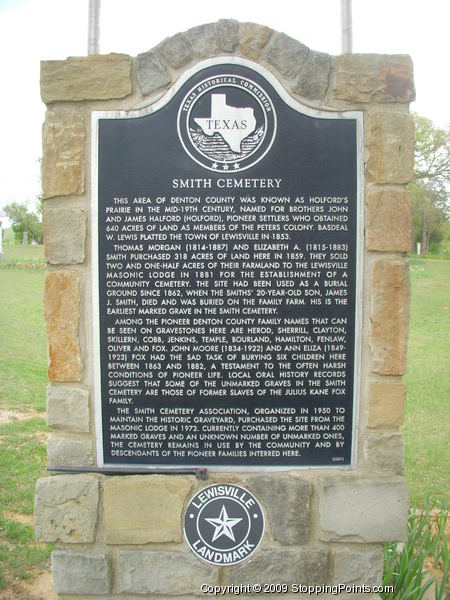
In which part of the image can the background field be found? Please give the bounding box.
[404,259,450,506]
[0,245,448,594]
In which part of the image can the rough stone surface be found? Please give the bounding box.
[119,550,218,594]
[319,476,409,542]
[331,546,383,587]
[366,112,414,184]
[370,260,410,375]
[262,32,309,79]
[46,384,90,432]
[158,33,193,68]
[368,381,406,428]
[217,19,239,52]
[228,548,328,586]
[137,50,171,96]
[247,476,311,544]
[34,475,98,543]
[364,431,405,475]
[43,207,87,264]
[103,475,193,544]
[185,23,219,58]
[47,435,93,468]
[333,54,415,103]
[40,54,131,102]
[239,23,273,59]
[44,271,81,381]
[293,51,331,100]
[52,550,110,595]
[41,112,85,199]
[366,188,412,251]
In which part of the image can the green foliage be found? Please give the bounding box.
[404,259,450,506]
[0,542,52,583]
[1,227,14,245]
[0,418,49,514]
[1,242,45,265]
[381,500,449,600]
[0,417,52,589]
[0,253,51,590]
[410,181,447,253]
[410,114,450,255]
[413,114,450,200]
[0,519,34,544]
[0,266,47,411]
[3,201,42,244]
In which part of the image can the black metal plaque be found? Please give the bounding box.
[94,60,362,468]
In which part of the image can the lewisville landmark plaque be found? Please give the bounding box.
[92,58,363,470]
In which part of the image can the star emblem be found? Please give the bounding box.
[234,162,240,169]
[212,162,218,169]
[205,505,242,542]
[222,163,229,171]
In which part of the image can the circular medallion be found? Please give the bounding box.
[184,483,265,565]
[177,74,277,173]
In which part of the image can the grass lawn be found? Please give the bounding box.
[0,246,51,591]
[0,267,47,412]
[1,243,44,265]
[404,259,450,506]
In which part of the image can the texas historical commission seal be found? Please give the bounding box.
[184,483,265,565]
[177,74,276,173]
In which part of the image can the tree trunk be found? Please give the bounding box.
[421,213,429,254]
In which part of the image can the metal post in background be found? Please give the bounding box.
[88,0,101,55]
[341,0,353,54]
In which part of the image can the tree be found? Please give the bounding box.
[410,182,446,254]
[410,114,449,254]
[3,201,42,244]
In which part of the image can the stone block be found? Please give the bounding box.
[158,33,193,68]
[247,476,310,544]
[185,23,219,58]
[368,381,406,428]
[34,475,98,543]
[293,51,331,100]
[137,50,171,96]
[239,23,273,59]
[364,431,404,475]
[52,550,111,595]
[47,434,93,468]
[103,475,193,544]
[370,260,410,375]
[41,112,85,199]
[119,550,218,595]
[228,548,328,586]
[217,19,239,52]
[262,32,309,79]
[366,188,412,252]
[366,112,414,184]
[319,476,409,542]
[331,545,383,587]
[40,54,131,102]
[333,54,415,103]
[46,384,90,432]
[44,271,81,381]
[43,207,87,264]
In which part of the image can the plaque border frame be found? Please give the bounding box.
[91,56,364,472]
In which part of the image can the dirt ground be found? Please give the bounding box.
[0,410,40,426]
[0,572,58,600]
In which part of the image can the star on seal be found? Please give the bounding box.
[205,505,242,542]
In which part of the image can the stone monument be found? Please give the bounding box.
[35,20,414,598]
